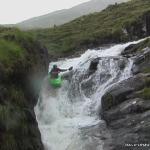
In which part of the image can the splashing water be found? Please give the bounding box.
[35,39,146,150]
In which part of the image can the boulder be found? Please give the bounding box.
[101,74,145,113]
[88,58,99,75]
[102,38,150,150]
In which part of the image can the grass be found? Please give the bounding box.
[0,104,39,150]
[29,0,150,56]
[9,87,27,107]
[0,105,26,132]
[0,39,25,67]
[0,27,46,149]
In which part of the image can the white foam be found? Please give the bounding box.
[35,38,147,150]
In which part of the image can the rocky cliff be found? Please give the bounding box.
[0,27,48,150]
[101,38,150,150]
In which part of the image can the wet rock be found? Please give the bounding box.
[102,87,133,112]
[145,11,150,36]
[102,99,150,150]
[122,39,150,75]
[101,74,145,113]
[88,58,99,75]
[101,39,150,150]
[118,59,127,70]
[103,98,150,123]
[107,110,150,149]
[123,44,138,56]
[133,48,150,74]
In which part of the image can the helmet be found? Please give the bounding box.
[53,64,57,68]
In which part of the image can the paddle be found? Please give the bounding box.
[68,66,73,71]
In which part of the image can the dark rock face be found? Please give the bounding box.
[88,58,99,75]
[145,11,150,36]
[101,74,146,120]
[123,41,150,74]
[0,28,48,150]
[101,39,150,150]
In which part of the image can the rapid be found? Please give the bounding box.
[35,39,145,150]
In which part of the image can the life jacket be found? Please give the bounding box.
[50,68,61,78]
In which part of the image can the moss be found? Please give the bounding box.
[1,134,18,150]
[0,39,25,68]
[145,77,150,87]
[103,93,113,110]
[143,68,150,73]
[9,87,27,107]
[139,88,150,100]
[0,27,46,150]
[132,38,150,52]
[0,105,27,132]
[0,104,41,150]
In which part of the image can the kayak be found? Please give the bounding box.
[49,75,62,87]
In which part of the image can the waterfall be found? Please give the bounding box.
[35,39,145,150]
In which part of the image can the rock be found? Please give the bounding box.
[101,74,145,113]
[145,11,150,36]
[102,87,133,112]
[122,44,138,56]
[88,58,99,75]
[109,110,150,146]
[102,98,150,123]
[133,48,150,74]
[102,108,150,150]
[122,38,150,75]
[101,38,150,150]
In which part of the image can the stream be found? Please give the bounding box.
[35,39,144,150]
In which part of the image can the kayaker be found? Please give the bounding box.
[50,64,73,79]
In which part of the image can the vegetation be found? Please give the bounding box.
[139,75,150,100]
[0,27,46,150]
[145,77,150,87]
[143,67,150,73]
[30,0,150,57]
[0,0,149,148]
[139,88,150,100]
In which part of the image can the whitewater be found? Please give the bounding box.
[35,39,145,150]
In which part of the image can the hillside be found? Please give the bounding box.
[30,0,150,57]
[15,0,128,29]
[0,27,48,150]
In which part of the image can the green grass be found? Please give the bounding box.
[30,0,150,56]
[0,104,38,150]
[0,39,25,66]
[0,27,46,76]
[0,27,46,150]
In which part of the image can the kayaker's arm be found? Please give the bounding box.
[59,69,68,72]
[59,67,73,72]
